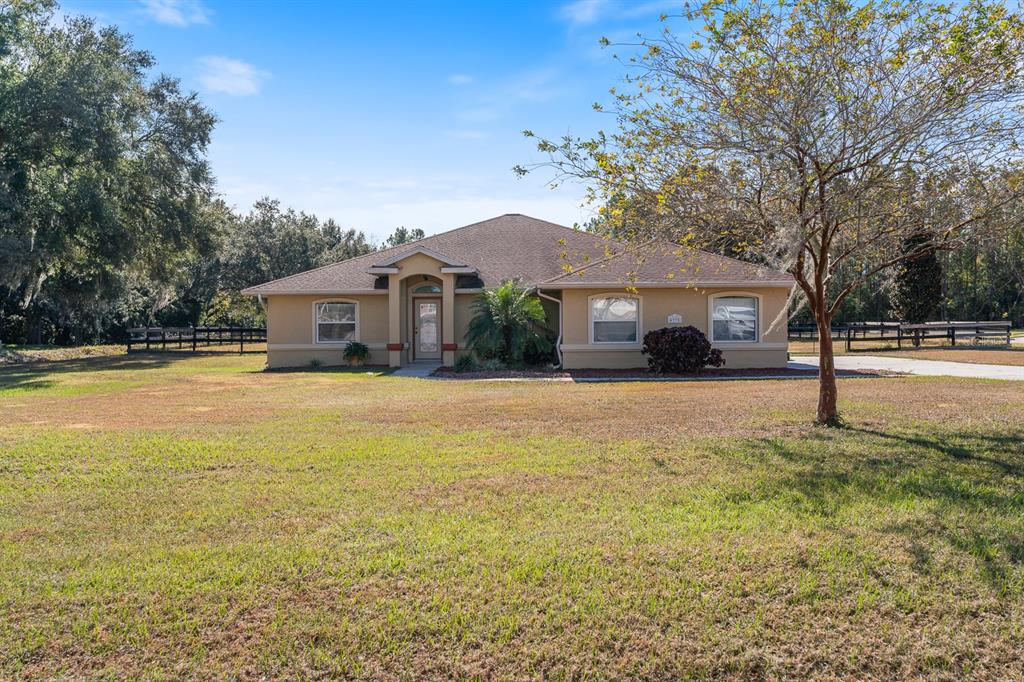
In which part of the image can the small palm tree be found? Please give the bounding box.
[465,280,552,366]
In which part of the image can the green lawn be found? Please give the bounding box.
[2,354,1023,678]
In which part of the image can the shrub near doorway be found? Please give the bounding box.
[643,326,725,373]
[465,281,553,367]
[343,342,370,367]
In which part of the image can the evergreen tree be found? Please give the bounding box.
[890,233,943,324]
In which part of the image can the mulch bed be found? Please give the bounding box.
[431,366,894,380]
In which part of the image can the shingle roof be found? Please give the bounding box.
[241,214,793,294]
[542,240,794,286]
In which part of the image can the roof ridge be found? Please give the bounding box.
[243,214,579,292]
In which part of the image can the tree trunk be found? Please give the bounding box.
[25,311,43,345]
[815,311,840,425]
[503,327,513,364]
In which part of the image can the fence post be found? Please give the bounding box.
[146,328,151,351]
[845,326,851,352]
[240,328,244,354]
[897,326,902,350]
[192,327,197,352]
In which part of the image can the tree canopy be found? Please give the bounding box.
[0,1,379,344]
[522,0,1024,423]
[0,0,218,341]
[384,226,425,247]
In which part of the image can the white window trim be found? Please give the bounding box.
[313,299,360,345]
[411,283,442,294]
[708,291,762,345]
[588,293,642,346]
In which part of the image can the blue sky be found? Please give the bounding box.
[65,0,679,241]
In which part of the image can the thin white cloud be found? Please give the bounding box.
[455,68,566,125]
[197,57,270,96]
[447,74,474,85]
[619,1,682,19]
[139,0,210,27]
[558,0,609,26]
[557,0,677,26]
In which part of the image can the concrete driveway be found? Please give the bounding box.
[789,355,1024,381]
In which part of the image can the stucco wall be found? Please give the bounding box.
[265,294,389,368]
[452,293,476,346]
[263,285,791,370]
[556,286,790,369]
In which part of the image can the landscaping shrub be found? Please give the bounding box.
[477,358,505,371]
[465,280,552,365]
[343,341,370,366]
[642,326,725,373]
[453,354,478,373]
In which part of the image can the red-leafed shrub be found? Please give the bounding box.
[642,326,725,373]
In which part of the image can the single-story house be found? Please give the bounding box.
[242,214,795,369]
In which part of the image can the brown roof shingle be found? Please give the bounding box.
[241,214,793,294]
[542,241,794,286]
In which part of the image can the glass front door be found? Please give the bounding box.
[415,299,441,359]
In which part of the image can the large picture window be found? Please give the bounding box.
[711,296,758,342]
[315,301,357,343]
[591,296,639,343]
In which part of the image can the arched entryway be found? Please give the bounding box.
[409,278,443,361]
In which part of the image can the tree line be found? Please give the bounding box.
[793,224,1024,326]
[0,0,422,345]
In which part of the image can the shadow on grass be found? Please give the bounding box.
[0,353,185,391]
[262,364,395,376]
[745,426,1024,590]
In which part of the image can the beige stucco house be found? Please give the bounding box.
[242,214,795,370]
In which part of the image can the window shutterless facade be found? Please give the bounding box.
[315,301,358,343]
[590,296,639,343]
[711,295,758,342]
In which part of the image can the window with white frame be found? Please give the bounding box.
[591,296,639,343]
[315,301,357,343]
[711,296,758,342]
[412,283,441,294]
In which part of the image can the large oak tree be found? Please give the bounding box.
[521,0,1024,424]
[0,0,217,342]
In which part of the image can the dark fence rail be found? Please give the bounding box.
[127,326,266,354]
[790,321,1013,350]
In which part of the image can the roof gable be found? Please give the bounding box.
[241,214,793,295]
[372,245,466,268]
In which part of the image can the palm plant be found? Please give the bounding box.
[465,280,553,366]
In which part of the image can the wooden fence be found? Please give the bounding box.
[127,327,267,354]
[789,321,1013,350]
[842,321,1011,351]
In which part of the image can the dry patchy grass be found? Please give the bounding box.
[1,353,1023,679]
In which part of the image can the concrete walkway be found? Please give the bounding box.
[789,355,1024,381]
[391,362,442,378]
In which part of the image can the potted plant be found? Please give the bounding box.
[343,341,370,367]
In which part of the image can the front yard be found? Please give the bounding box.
[2,354,1023,678]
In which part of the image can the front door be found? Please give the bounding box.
[414,299,441,360]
